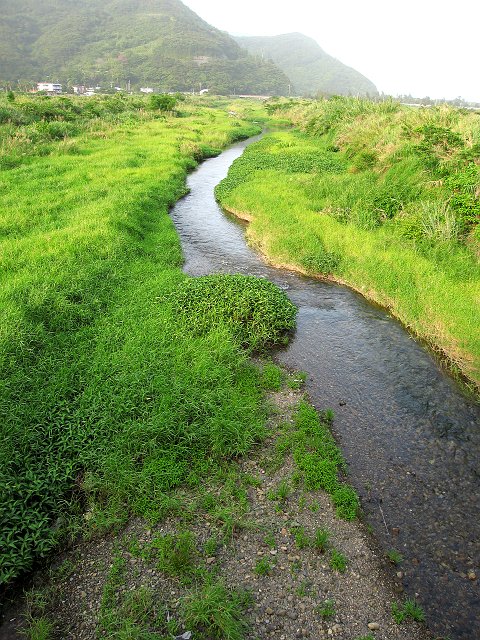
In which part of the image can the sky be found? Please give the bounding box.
[184,0,480,102]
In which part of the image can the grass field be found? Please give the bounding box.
[0,94,302,587]
[216,98,480,389]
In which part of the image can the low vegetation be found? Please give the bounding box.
[216,97,480,389]
[0,93,287,586]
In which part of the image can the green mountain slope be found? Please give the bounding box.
[0,0,290,94]
[234,33,377,97]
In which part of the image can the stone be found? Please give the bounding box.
[206,557,215,564]
[468,571,476,580]
[332,624,342,634]
[266,607,274,615]
[368,622,380,630]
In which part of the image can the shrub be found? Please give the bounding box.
[171,274,297,351]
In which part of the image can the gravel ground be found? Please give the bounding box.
[3,386,434,640]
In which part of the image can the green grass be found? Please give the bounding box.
[0,96,301,586]
[254,557,273,576]
[181,580,252,640]
[215,100,480,390]
[329,549,348,573]
[392,598,426,624]
[315,598,336,619]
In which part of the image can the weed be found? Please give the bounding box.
[295,580,314,597]
[293,526,310,550]
[330,549,348,573]
[392,598,426,624]
[267,479,291,504]
[261,362,284,390]
[387,549,404,565]
[181,579,251,640]
[286,371,307,390]
[254,557,273,576]
[263,532,276,549]
[24,618,54,640]
[204,536,219,557]
[315,599,335,619]
[312,528,330,552]
[149,531,197,577]
[309,500,320,512]
[332,485,360,520]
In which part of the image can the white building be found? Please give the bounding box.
[140,87,154,94]
[37,82,62,94]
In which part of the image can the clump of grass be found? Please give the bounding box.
[330,549,348,573]
[315,598,335,619]
[261,362,284,390]
[392,598,426,624]
[293,526,310,550]
[263,531,276,549]
[287,371,307,389]
[312,527,330,552]
[332,484,360,520]
[254,557,273,576]
[149,531,197,577]
[387,549,404,565]
[267,479,291,504]
[296,580,314,597]
[204,535,219,557]
[181,580,251,640]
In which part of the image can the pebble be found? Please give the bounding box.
[332,625,342,634]
[368,622,380,630]
[266,607,274,615]
[206,557,215,564]
[468,571,476,580]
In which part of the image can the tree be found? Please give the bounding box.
[149,94,177,111]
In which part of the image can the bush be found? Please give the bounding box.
[149,94,177,112]
[171,274,297,351]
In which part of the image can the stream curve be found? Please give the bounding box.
[170,137,480,640]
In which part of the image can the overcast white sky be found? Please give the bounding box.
[184,0,480,102]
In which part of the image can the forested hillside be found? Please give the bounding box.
[234,33,377,96]
[0,0,290,94]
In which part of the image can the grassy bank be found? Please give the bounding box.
[0,94,302,587]
[215,98,480,389]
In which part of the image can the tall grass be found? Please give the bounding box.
[0,97,298,586]
[216,99,480,388]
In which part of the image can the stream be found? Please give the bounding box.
[170,137,480,640]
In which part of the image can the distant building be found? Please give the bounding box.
[37,82,62,94]
[199,88,209,95]
[140,87,154,94]
[73,85,87,95]
[193,56,211,65]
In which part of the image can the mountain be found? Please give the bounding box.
[234,33,377,97]
[0,0,290,94]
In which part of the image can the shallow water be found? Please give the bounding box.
[170,138,480,640]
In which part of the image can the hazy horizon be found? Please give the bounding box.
[184,0,480,102]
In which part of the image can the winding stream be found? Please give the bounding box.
[170,137,480,640]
